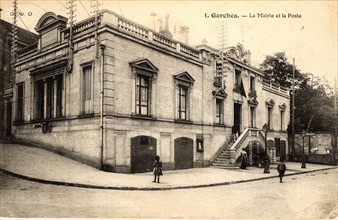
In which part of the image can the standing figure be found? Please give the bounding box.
[277,159,287,183]
[240,149,247,169]
[152,155,163,183]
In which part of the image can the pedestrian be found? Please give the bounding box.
[232,126,237,141]
[240,149,247,169]
[152,155,163,183]
[277,159,287,183]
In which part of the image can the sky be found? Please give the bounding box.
[1,0,337,88]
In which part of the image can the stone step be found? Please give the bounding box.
[220,152,231,156]
[216,156,231,160]
[212,163,236,168]
[213,159,231,164]
[214,160,231,163]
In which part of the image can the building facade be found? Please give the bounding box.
[11,10,290,173]
[0,19,38,139]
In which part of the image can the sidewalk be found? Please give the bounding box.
[0,143,336,190]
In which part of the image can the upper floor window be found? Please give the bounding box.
[250,75,255,91]
[178,85,188,120]
[16,83,24,122]
[212,88,227,125]
[235,69,241,87]
[279,103,287,131]
[174,71,195,121]
[268,107,273,129]
[266,99,275,130]
[82,63,94,115]
[216,99,224,124]
[250,106,256,128]
[136,75,150,115]
[130,58,159,117]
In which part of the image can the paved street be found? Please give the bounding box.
[1,169,337,219]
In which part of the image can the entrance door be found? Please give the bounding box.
[131,136,157,173]
[174,137,193,169]
[233,103,241,134]
[5,101,12,137]
[275,138,281,157]
[280,140,286,161]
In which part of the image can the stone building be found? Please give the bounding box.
[0,19,38,139]
[11,10,290,173]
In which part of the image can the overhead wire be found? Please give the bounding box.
[79,0,90,17]
[54,0,67,9]
[16,10,37,41]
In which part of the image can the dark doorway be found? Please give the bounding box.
[5,101,12,137]
[130,136,157,173]
[280,140,286,161]
[275,138,281,157]
[174,137,193,169]
[233,103,241,134]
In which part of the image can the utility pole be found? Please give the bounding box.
[292,58,295,159]
[11,0,18,72]
[66,0,76,73]
[217,21,228,51]
[335,78,338,165]
[90,0,100,58]
[89,0,104,169]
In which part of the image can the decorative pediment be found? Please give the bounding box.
[279,103,287,111]
[212,88,227,99]
[173,71,195,85]
[130,58,159,73]
[35,12,67,33]
[248,97,259,106]
[266,98,275,108]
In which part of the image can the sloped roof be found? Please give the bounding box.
[0,19,38,46]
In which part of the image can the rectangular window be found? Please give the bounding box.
[136,75,150,115]
[250,107,255,128]
[36,80,44,120]
[34,74,63,120]
[178,86,188,120]
[55,75,63,117]
[280,111,284,131]
[46,78,54,119]
[17,83,24,122]
[250,76,255,91]
[235,69,241,87]
[268,107,272,129]
[216,99,224,124]
[82,65,93,114]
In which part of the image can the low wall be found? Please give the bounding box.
[292,154,335,165]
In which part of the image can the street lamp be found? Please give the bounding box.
[301,129,306,168]
[262,123,270,173]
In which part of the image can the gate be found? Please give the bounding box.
[174,137,193,169]
[130,136,157,173]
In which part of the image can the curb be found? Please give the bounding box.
[1,167,337,191]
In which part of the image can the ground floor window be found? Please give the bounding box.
[34,74,63,120]
[16,83,24,122]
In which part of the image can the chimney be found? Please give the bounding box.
[244,50,251,65]
[179,26,189,45]
[159,13,173,39]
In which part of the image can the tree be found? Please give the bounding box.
[294,73,335,132]
[260,52,335,132]
[259,52,303,88]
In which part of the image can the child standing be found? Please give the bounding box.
[152,155,163,183]
[277,159,287,183]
